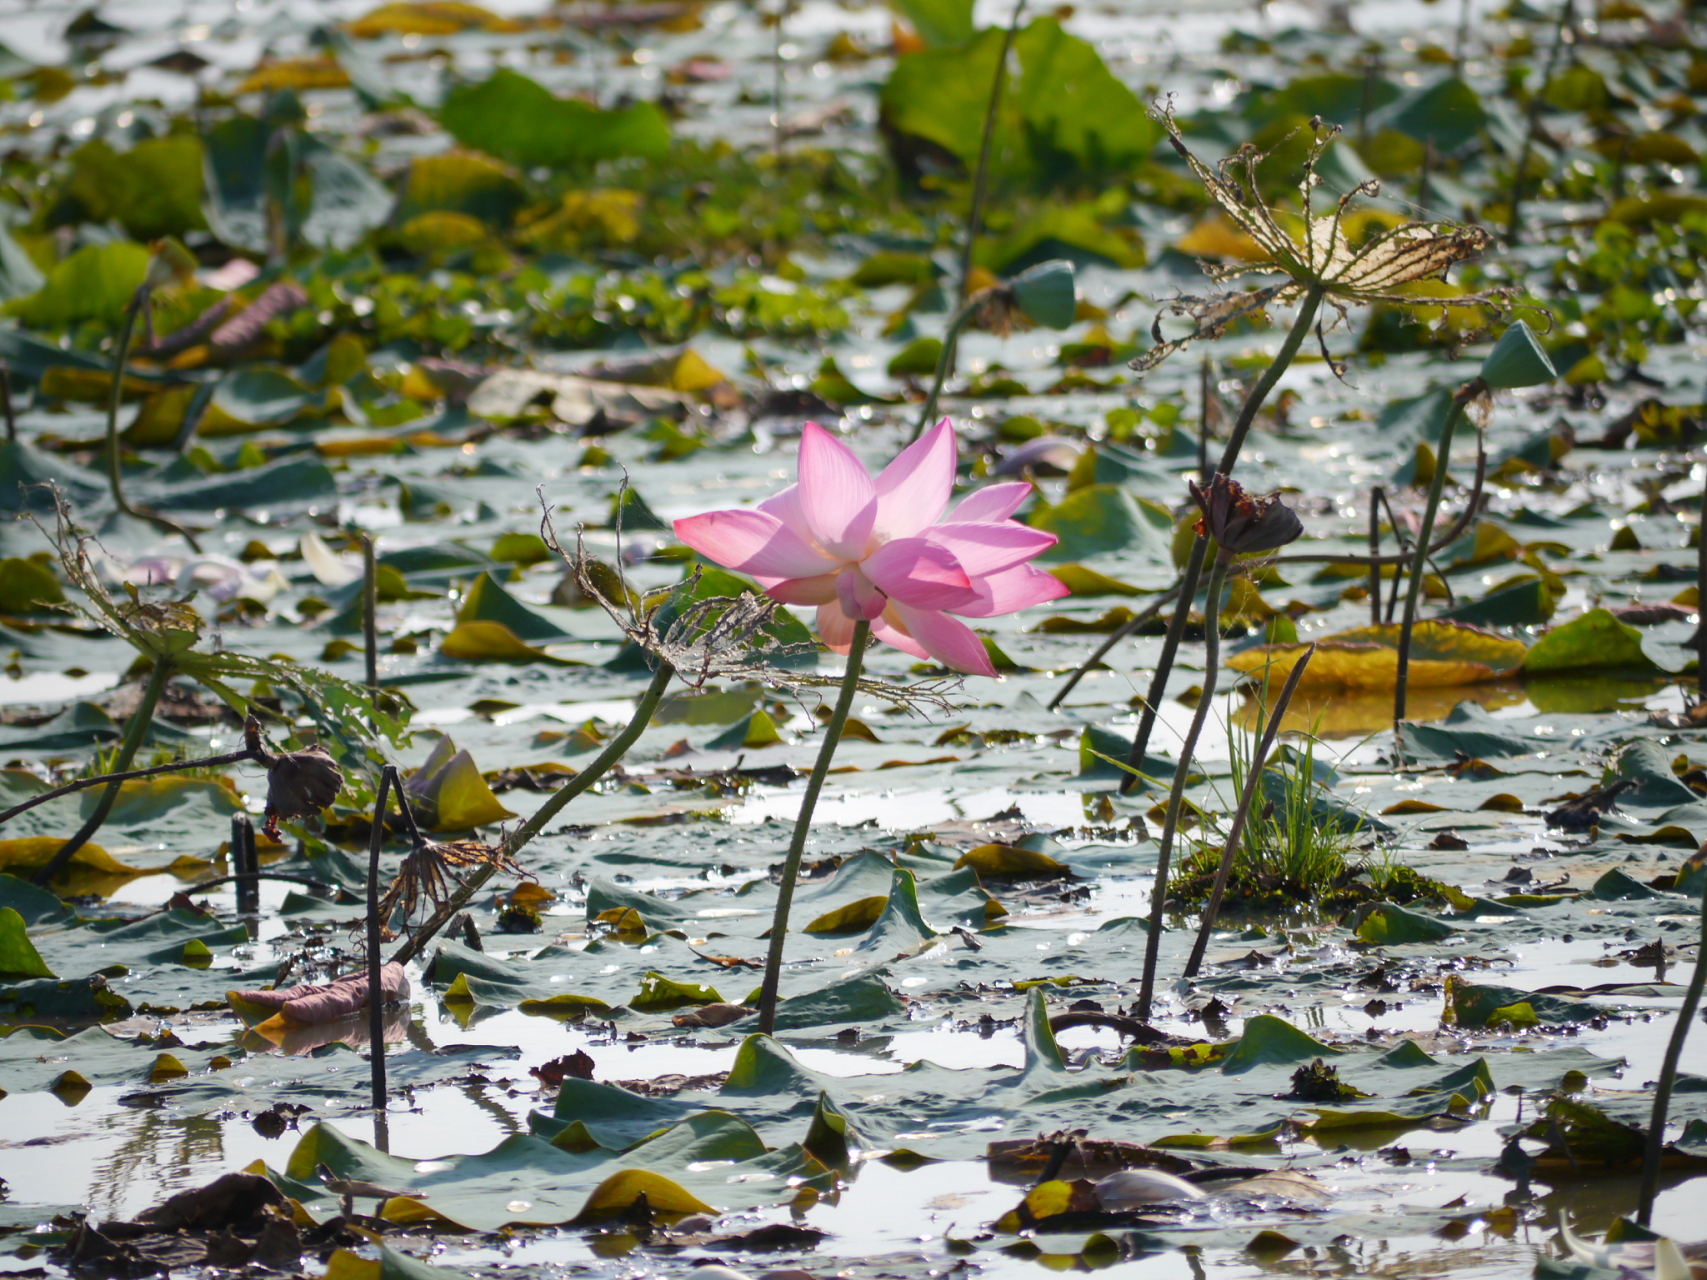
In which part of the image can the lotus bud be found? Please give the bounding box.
[1480,319,1557,390]
[1189,474,1304,557]
[266,747,343,827]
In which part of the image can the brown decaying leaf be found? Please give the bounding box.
[1133,105,1518,372]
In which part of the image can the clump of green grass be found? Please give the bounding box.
[1171,718,1444,915]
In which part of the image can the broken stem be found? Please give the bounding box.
[1135,555,1230,1021]
[0,745,261,827]
[1182,644,1315,978]
[1046,581,1183,711]
[1121,282,1324,793]
[390,660,676,966]
[758,619,870,1034]
[32,660,173,887]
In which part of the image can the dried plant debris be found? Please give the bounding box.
[1134,108,1518,371]
[539,482,963,717]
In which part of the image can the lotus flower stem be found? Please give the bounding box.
[912,299,981,443]
[1637,856,1707,1224]
[1135,555,1230,1021]
[1046,581,1183,711]
[1121,282,1325,793]
[1506,0,1574,248]
[1697,477,1707,699]
[1182,643,1315,979]
[1368,488,1384,624]
[390,660,676,966]
[366,764,401,1116]
[1394,378,1486,734]
[758,619,871,1034]
[362,534,379,705]
[104,286,201,552]
[30,659,173,888]
[956,0,1026,308]
[1,365,14,442]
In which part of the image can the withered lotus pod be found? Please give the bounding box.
[265,747,343,828]
[1189,474,1303,556]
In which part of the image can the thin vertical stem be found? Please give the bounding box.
[1506,0,1573,248]
[362,534,379,705]
[1183,644,1314,978]
[1453,0,1471,75]
[1637,859,1707,1224]
[758,620,870,1034]
[1418,140,1434,217]
[366,765,397,1116]
[773,0,786,164]
[957,0,1026,306]
[1368,487,1384,625]
[1197,357,1212,484]
[234,813,259,915]
[1135,556,1229,1021]
[104,287,202,550]
[1122,283,1325,793]
[390,661,675,966]
[1,365,14,442]
[1697,476,1707,700]
[105,293,143,519]
[1394,382,1482,734]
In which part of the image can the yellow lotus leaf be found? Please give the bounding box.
[226,990,282,1028]
[39,366,152,403]
[578,1169,713,1218]
[323,1251,380,1280]
[1228,621,1526,691]
[345,2,522,38]
[1048,563,1142,596]
[377,1198,458,1227]
[236,58,352,94]
[993,1178,1100,1233]
[594,906,648,938]
[428,750,517,830]
[1380,799,1448,815]
[440,621,578,665]
[148,1053,189,1082]
[953,844,1069,878]
[0,837,139,876]
[1175,214,1268,262]
[803,894,888,934]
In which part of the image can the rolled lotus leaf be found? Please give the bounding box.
[1009,260,1077,330]
[1480,319,1556,390]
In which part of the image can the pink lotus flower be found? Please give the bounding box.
[673,420,1068,676]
